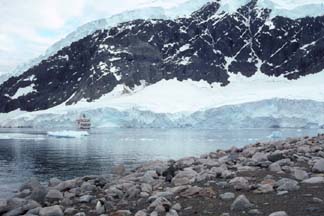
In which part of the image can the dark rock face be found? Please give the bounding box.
[1,0,324,112]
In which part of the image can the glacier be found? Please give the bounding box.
[1,0,324,85]
[1,70,324,129]
[0,98,323,129]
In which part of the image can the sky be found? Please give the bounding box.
[0,0,187,76]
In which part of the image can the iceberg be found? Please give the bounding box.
[268,131,283,139]
[47,130,90,138]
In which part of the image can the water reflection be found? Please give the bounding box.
[0,128,322,198]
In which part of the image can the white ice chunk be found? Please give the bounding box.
[47,130,89,138]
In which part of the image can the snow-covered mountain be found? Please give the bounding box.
[0,0,324,129]
[1,0,323,85]
[0,0,211,85]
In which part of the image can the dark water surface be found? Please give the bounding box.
[0,128,322,198]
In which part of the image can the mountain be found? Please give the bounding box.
[0,0,212,85]
[0,0,324,128]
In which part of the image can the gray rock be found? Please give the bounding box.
[248,209,262,215]
[126,185,140,199]
[141,183,152,194]
[113,210,131,216]
[302,177,324,184]
[39,205,63,216]
[219,192,235,201]
[252,152,268,162]
[142,170,158,183]
[45,189,63,202]
[166,209,179,216]
[229,177,250,191]
[6,198,25,211]
[150,211,158,216]
[312,159,324,173]
[64,207,77,215]
[231,195,254,211]
[112,164,126,176]
[135,210,147,216]
[0,199,8,213]
[26,207,41,215]
[22,200,41,212]
[255,184,274,194]
[20,178,47,203]
[140,192,150,198]
[171,169,197,186]
[48,178,62,187]
[180,186,202,197]
[293,168,309,180]
[16,189,31,198]
[176,157,196,168]
[312,197,323,203]
[275,178,299,191]
[80,181,96,193]
[269,163,282,173]
[148,191,174,202]
[149,197,171,210]
[3,207,24,216]
[172,203,182,211]
[54,179,77,191]
[79,195,94,203]
[269,211,288,216]
[277,191,288,196]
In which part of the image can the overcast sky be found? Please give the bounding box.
[0,0,186,75]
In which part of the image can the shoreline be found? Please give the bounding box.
[1,134,324,216]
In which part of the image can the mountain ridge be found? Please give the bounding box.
[0,0,324,113]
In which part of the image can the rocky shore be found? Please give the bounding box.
[1,134,324,216]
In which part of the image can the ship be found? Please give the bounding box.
[76,114,91,130]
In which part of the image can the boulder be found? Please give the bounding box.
[141,183,152,194]
[312,159,324,173]
[54,179,77,192]
[112,164,126,176]
[172,169,197,186]
[269,163,282,173]
[20,178,47,203]
[269,211,288,216]
[166,209,179,216]
[252,152,268,162]
[45,189,63,202]
[176,157,196,168]
[39,205,63,216]
[48,178,62,187]
[219,192,235,201]
[135,210,147,216]
[0,199,8,214]
[79,195,95,203]
[292,169,309,181]
[275,178,299,191]
[302,177,324,184]
[229,177,250,191]
[231,195,254,211]
[180,186,202,197]
[111,210,132,216]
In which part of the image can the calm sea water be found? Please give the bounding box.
[0,128,322,198]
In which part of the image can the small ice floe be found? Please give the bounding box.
[0,133,45,140]
[268,131,283,139]
[47,130,89,138]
